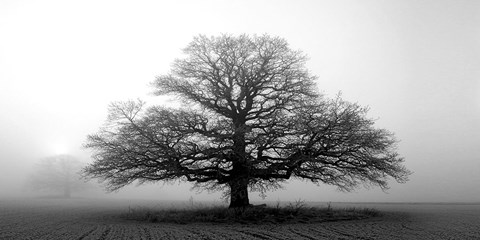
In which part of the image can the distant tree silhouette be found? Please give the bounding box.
[28,154,90,198]
[83,34,411,208]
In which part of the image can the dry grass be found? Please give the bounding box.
[121,200,380,224]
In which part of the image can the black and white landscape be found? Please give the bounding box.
[1,0,479,239]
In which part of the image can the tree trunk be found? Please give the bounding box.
[228,178,250,208]
[229,118,250,208]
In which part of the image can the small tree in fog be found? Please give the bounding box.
[83,34,411,208]
[28,154,89,198]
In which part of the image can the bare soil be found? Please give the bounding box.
[0,198,479,239]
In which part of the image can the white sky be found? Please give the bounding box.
[1,0,479,202]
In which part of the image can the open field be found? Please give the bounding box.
[0,198,479,239]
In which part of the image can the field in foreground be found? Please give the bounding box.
[0,198,479,240]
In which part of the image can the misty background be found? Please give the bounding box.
[1,0,479,202]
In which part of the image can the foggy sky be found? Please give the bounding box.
[1,0,479,202]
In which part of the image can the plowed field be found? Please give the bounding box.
[0,198,479,239]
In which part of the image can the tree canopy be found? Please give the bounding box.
[84,34,410,208]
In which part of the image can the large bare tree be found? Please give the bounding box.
[84,34,410,208]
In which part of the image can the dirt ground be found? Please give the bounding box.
[0,198,479,240]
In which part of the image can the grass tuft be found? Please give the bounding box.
[120,200,381,224]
